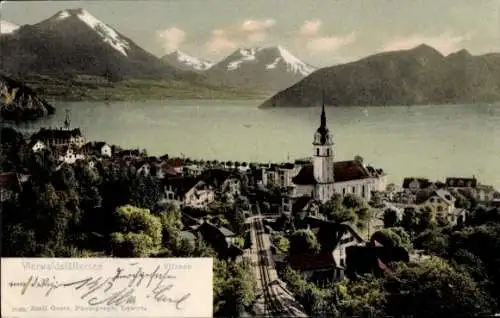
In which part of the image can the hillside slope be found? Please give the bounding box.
[260,44,500,107]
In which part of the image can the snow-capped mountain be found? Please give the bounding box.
[205,46,316,91]
[0,20,20,34]
[0,8,189,80]
[161,50,214,72]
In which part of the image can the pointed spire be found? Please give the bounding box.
[320,89,326,128]
[63,109,71,130]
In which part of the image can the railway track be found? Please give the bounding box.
[253,217,303,317]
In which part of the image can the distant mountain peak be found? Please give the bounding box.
[0,20,20,34]
[409,43,444,57]
[47,8,131,56]
[162,49,214,71]
[447,48,472,58]
[224,45,316,76]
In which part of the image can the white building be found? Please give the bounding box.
[31,140,46,152]
[160,178,216,209]
[286,102,387,204]
[101,144,112,157]
[58,146,85,164]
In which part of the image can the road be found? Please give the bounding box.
[246,215,308,317]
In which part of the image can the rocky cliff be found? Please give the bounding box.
[0,75,55,121]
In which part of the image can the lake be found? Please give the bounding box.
[12,99,500,190]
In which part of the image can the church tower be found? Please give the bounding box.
[312,92,335,203]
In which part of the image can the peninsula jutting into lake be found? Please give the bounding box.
[2,0,500,317]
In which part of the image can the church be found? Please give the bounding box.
[282,100,387,213]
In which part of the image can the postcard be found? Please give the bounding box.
[1,258,213,317]
[1,0,499,317]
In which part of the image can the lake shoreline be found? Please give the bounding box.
[4,100,499,190]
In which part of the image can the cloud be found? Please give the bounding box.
[206,18,275,54]
[306,32,357,53]
[156,27,186,53]
[241,19,276,32]
[206,29,238,54]
[381,32,473,55]
[299,19,322,36]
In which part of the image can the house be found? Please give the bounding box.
[402,177,433,193]
[183,164,205,177]
[424,189,456,216]
[98,142,112,157]
[57,145,85,164]
[287,252,342,283]
[445,177,477,189]
[0,172,21,202]
[82,141,113,158]
[115,149,141,159]
[475,184,498,202]
[197,221,243,260]
[293,217,366,281]
[31,127,85,148]
[200,169,242,198]
[155,159,184,179]
[30,140,46,152]
[345,244,409,279]
[136,161,152,176]
[160,177,216,209]
[265,163,302,188]
[282,195,321,218]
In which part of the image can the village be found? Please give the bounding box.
[2,105,499,296]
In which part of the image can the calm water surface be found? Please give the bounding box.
[14,99,500,189]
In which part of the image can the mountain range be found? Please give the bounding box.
[0,9,312,93]
[0,9,195,81]
[203,46,316,92]
[161,50,215,72]
[2,9,499,107]
[260,44,500,107]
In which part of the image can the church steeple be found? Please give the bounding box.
[63,109,71,130]
[312,89,335,203]
[314,89,331,146]
[320,89,327,128]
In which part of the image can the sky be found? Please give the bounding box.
[1,0,499,67]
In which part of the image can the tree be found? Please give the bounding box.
[334,274,387,317]
[328,208,358,225]
[371,228,406,248]
[385,257,496,317]
[323,193,343,213]
[110,232,155,257]
[213,260,256,317]
[343,194,367,210]
[158,205,183,247]
[289,229,320,255]
[383,209,399,228]
[110,205,162,257]
[413,229,449,257]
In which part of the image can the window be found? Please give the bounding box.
[327,149,330,156]
[342,188,346,195]
[352,186,356,193]
[316,148,320,156]
[362,185,366,197]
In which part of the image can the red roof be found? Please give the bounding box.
[333,160,372,182]
[292,161,371,185]
[288,252,334,271]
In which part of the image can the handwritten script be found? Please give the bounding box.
[1,258,213,318]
